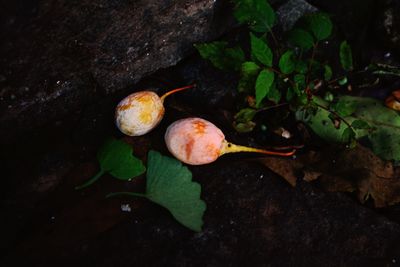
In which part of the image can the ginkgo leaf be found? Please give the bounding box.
[76,138,146,190]
[146,151,206,232]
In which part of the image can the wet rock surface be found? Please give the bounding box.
[2,0,400,266]
[2,160,400,266]
[0,0,233,144]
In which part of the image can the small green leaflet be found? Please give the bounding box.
[279,50,296,74]
[295,60,308,74]
[324,65,333,81]
[233,0,276,33]
[234,108,258,133]
[194,42,245,71]
[294,74,306,90]
[304,13,332,41]
[234,108,257,123]
[287,29,314,50]
[238,61,261,93]
[331,98,357,117]
[351,119,370,130]
[266,82,281,103]
[250,33,273,67]
[340,41,353,71]
[255,69,275,107]
[76,138,146,190]
[108,151,207,232]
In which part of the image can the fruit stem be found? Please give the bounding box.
[75,169,105,190]
[160,84,195,103]
[220,140,296,157]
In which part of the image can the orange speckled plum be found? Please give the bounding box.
[165,118,225,165]
[115,91,165,136]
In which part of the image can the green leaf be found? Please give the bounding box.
[287,29,314,50]
[340,41,353,71]
[297,96,400,162]
[294,74,306,91]
[324,65,333,81]
[295,60,308,74]
[342,127,356,143]
[267,82,281,103]
[76,138,146,189]
[305,13,333,41]
[146,151,206,232]
[234,107,258,132]
[296,98,358,144]
[351,119,370,129]
[338,77,348,85]
[194,42,245,71]
[279,50,296,74]
[286,87,296,101]
[234,108,257,123]
[238,61,261,93]
[255,69,275,107]
[250,33,273,67]
[332,98,357,117]
[233,121,257,133]
[233,0,276,32]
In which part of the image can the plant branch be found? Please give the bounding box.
[75,170,105,190]
[306,42,318,84]
[314,103,353,129]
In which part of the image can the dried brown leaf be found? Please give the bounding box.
[256,144,400,207]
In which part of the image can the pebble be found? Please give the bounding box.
[121,204,132,212]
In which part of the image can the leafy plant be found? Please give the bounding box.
[195,0,342,133]
[297,96,400,162]
[75,138,146,190]
[194,0,400,165]
[108,150,207,232]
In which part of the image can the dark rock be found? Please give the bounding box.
[3,161,400,266]
[0,0,234,144]
[277,0,317,31]
[374,0,400,55]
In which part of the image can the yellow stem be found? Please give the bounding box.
[219,140,296,157]
[160,84,195,103]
